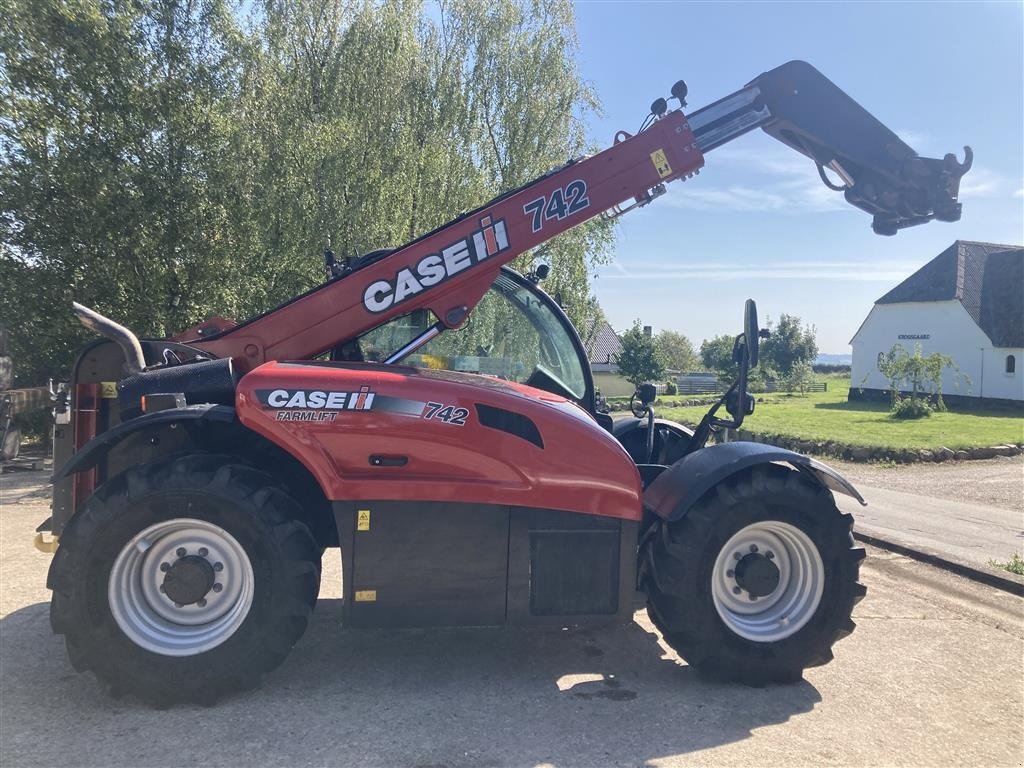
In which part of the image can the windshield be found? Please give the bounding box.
[353,272,588,400]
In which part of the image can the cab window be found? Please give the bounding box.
[354,273,587,401]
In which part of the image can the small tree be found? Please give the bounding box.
[761,314,819,377]
[615,321,665,388]
[875,343,967,417]
[785,359,815,395]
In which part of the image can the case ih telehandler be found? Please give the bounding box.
[37,61,971,704]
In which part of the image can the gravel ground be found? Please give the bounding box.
[2,469,1023,767]
[822,454,1023,512]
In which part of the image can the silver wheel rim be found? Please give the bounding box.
[108,518,255,656]
[711,521,824,642]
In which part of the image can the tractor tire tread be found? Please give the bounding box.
[641,464,865,685]
[47,453,320,706]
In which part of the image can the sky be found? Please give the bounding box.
[571,1,1024,353]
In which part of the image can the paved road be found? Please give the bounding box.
[838,484,1023,573]
[2,472,1023,767]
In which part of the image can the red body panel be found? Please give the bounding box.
[236,362,643,521]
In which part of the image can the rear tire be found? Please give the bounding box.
[48,454,320,705]
[640,464,865,684]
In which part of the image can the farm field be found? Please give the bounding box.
[656,378,1024,450]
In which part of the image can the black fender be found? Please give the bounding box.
[644,441,865,522]
[54,405,236,482]
[611,417,694,439]
[613,417,694,465]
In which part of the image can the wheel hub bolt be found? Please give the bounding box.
[198,547,209,557]
[213,562,224,572]
[159,562,171,572]
[732,586,742,595]
[212,583,223,593]
[159,584,166,593]
[176,547,187,558]
[749,594,758,601]
[733,552,742,561]
[749,544,759,553]
[726,569,735,578]
[196,598,207,608]
[766,551,775,560]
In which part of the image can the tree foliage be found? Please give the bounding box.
[654,329,697,373]
[875,342,967,416]
[0,0,612,385]
[614,321,664,388]
[784,359,815,395]
[760,313,818,377]
[700,334,735,377]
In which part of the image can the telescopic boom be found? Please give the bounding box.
[178,60,970,371]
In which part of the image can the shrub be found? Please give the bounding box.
[891,396,932,420]
[664,381,677,395]
[989,554,1024,576]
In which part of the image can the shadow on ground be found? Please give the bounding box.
[812,401,888,413]
[1,598,821,767]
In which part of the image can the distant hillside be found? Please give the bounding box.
[814,353,852,366]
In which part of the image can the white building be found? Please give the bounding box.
[850,241,1023,406]
[585,320,634,397]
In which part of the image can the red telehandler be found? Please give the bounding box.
[38,61,971,704]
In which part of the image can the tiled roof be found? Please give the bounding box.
[877,240,1023,347]
[586,321,623,365]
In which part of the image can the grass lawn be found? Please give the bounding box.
[657,378,1024,450]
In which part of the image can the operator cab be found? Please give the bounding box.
[336,267,599,415]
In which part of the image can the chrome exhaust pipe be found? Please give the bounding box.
[72,302,146,373]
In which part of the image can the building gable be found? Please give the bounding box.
[586,321,622,366]
[875,240,1022,347]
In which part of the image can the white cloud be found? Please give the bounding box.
[957,166,1018,199]
[665,144,851,214]
[600,258,919,283]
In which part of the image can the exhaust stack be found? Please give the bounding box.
[72,303,146,373]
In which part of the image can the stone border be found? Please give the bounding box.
[727,429,1022,464]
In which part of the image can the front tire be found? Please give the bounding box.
[640,464,866,684]
[48,454,320,705]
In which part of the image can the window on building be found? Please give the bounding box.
[1007,355,1016,374]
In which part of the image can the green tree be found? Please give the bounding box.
[614,321,664,388]
[761,314,818,377]
[700,334,736,377]
[0,0,610,387]
[875,342,967,415]
[655,329,697,373]
[785,359,815,395]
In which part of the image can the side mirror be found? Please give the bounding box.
[637,382,657,406]
[744,299,759,368]
[726,389,756,419]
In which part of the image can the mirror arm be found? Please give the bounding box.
[645,406,656,463]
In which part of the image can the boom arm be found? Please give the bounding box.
[690,60,972,235]
[187,60,970,371]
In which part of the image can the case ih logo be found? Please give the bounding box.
[257,387,375,422]
[363,216,509,313]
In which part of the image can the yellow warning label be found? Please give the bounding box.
[650,149,672,179]
[354,590,376,602]
[357,510,370,531]
[100,381,118,399]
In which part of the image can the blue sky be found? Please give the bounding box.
[572,1,1023,352]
